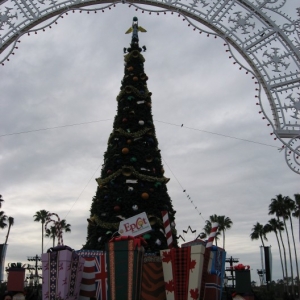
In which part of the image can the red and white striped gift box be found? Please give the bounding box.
[76,250,108,300]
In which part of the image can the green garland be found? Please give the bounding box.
[108,127,155,144]
[96,165,170,186]
[116,85,150,101]
[94,215,120,230]
[124,51,145,63]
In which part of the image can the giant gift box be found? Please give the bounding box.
[42,245,85,300]
[7,263,25,292]
[160,240,226,300]
[141,254,166,300]
[76,250,108,300]
[160,245,206,300]
[106,236,145,300]
[204,246,226,300]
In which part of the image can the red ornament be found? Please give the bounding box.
[114,205,121,212]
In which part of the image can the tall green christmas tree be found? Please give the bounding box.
[84,17,178,253]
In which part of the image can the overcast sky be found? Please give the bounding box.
[0,1,299,284]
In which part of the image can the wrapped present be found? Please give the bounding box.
[42,245,85,300]
[7,263,25,292]
[187,244,206,300]
[106,236,146,300]
[235,268,252,294]
[161,247,201,300]
[76,250,108,300]
[160,249,175,300]
[141,255,165,300]
[204,246,226,300]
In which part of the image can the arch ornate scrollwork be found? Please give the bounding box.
[0,0,299,173]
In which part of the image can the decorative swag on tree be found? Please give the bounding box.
[84,17,178,253]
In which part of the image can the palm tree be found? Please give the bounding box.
[288,194,300,298]
[250,222,268,247]
[45,219,71,247]
[217,215,233,249]
[0,195,4,209]
[4,217,14,244]
[264,218,286,291]
[0,211,7,230]
[33,210,49,253]
[269,194,294,296]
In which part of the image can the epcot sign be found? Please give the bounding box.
[0,0,299,173]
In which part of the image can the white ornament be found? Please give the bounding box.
[128,186,134,191]
[155,239,161,245]
[138,120,145,125]
[171,222,175,227]
[98,237,102,242]
[132,205,138,211]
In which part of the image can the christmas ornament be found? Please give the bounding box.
[140,73,147,80]
[148,216,156,226]
[161,168,165,174]
[98,237,102,242]
[126,139,132,144]
[171,222,175,227]
[155,239,161,246]
[132,205,138,211]
[127,66,134,71]
[145,155,153,162]
[143,233,151,240]
[122,118,128,123]
[133,76,139,81]
[125,86,132,93]
[154,182,162,188]
[106,231,112,235]
[128,187,134,192]
[107,170,112,175]
[122,167,132,176]
[130,157,137,163]
[138,120,145,126]
[114,205,121,212]
[122,147,129,154]
[141,192,149,200]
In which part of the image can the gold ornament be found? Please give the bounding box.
[141,192,149,200]
[122,148,129,154]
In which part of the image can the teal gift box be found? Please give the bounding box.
[106,236,145,300]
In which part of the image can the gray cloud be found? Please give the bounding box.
[0,2,299,284]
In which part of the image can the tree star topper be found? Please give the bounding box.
[125,16,147,44]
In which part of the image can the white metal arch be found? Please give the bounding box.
[0,0,300,173]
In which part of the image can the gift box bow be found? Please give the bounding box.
[109,235,147,247]
[233,264,250,270]
[47,245,73,253]
[8,262,24,268]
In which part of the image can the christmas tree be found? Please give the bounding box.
[84,17,178,253]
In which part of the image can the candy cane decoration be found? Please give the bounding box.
[45,213,63,246]
[206,222,218,248]
[161,211,173,248]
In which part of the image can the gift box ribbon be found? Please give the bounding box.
[109,235,147,247]
[233,264,250,270]
[8,262,23,268]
